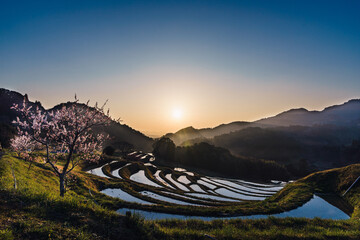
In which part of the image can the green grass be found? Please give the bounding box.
[149,217,360,240]
[300,163,360,219]
[0,152,154,240]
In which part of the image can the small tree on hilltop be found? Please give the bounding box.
[10,134,40,170]
[152,137,175,161]
[11,96,111,196]
[10,134,35,154]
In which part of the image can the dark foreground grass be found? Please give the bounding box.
[149,217,360,240]
[1,151,360,240]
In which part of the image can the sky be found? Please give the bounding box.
[1,0,359,136]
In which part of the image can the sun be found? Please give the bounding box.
[172,108,183,120]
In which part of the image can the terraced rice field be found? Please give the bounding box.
[88,152,286,207]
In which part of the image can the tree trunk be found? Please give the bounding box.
[27,160,33,172]
[11,166,17,190]
[59,175,66,197]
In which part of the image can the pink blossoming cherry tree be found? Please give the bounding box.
[11,96,111,196]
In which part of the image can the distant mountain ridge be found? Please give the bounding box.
[165,99,360,145]
[163,99,360,174]
[0,88,154,151]
[164,122,256,145]
[256,99,360,127]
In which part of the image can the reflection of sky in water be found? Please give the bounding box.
[165,174,189,191]
[214,188,266,200]
[174,168,187,172]
[87,167,110,178]
[140,191,203,206]
[130,170,162,188]
[101,188,153,205]
[178,175,191,184]
[185,192,240,202]
[189,184,206,193]
[273,196,348,219]
[117,196,349,220]
[111,169,122,179]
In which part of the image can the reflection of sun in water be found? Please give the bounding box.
[172,108,183,120]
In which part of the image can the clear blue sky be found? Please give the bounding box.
[1,0,359,135]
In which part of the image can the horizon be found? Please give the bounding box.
[3,87,359,137]
[1,0,359,136]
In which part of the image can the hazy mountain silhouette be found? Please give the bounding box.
[164,99,360,173]
[164,126,205,145]
[165,122,258,145]
[166,99,360,145]
[0,88,154,151]
[256,99,360,126]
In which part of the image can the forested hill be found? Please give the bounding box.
[0,88,154,151]
[164,121,256,145]
[0,88,44,124]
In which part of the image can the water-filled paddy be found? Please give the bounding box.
[101,188,153,205]
[117,196,349,220]
[214,188,266,200]
[130,170,162,188]
[197,179,217,189]
[165,174,190,191]
[178,175,191,184]
[185,192,240,202]
[87,166,110,178]
[189,184,206,193]
[88,152,350,221]
[140,191,203,206]
[174,167,187,172]
[89,154,285,206]
[111,169,122,178]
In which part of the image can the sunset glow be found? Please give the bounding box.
[172,108,183,120]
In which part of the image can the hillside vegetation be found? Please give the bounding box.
[154,139,290,181]
[0,152,153,240]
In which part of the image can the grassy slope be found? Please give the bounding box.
[1,151,360,240]
[0,152,154,240]
[300,163,360,218]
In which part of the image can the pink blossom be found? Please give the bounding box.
[11,97,111,196]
